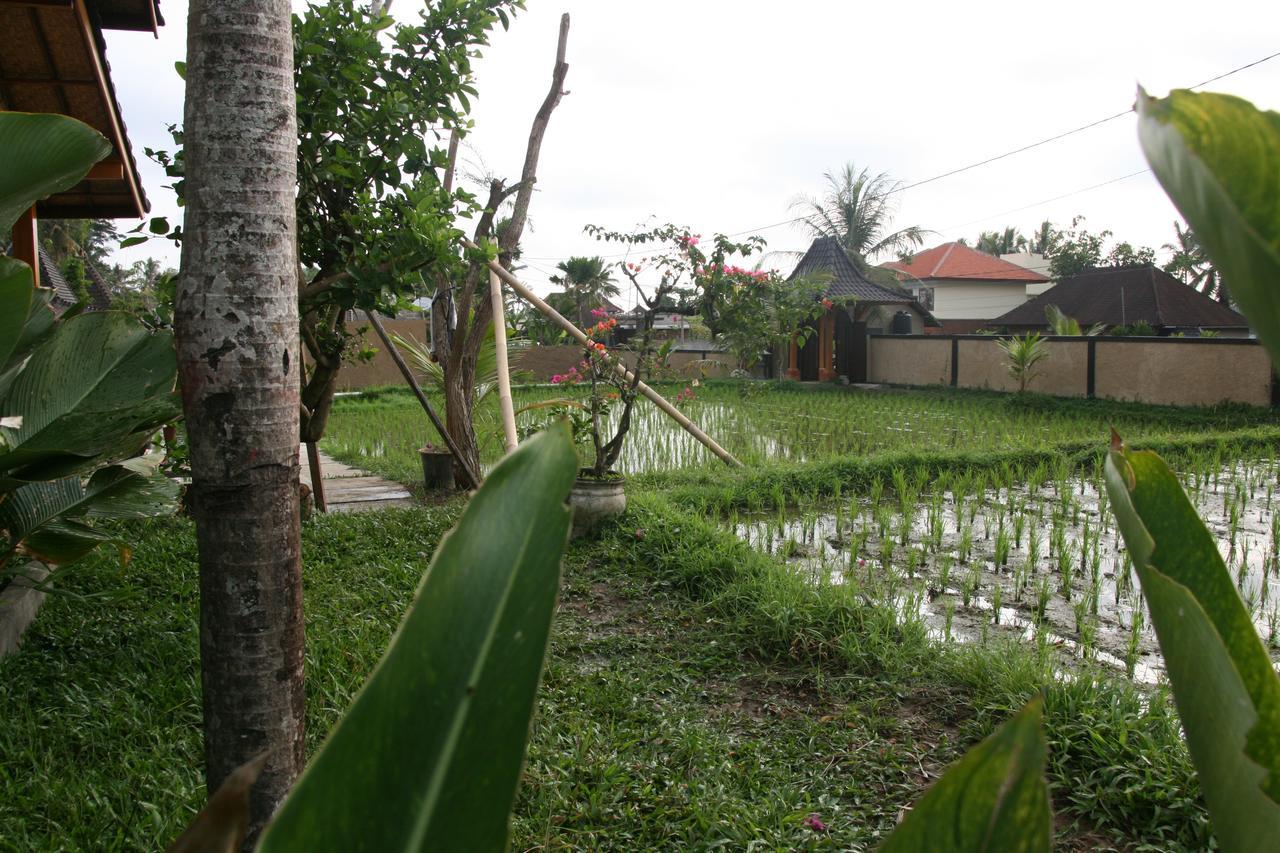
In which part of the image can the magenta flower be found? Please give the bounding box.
[803,813,828,833]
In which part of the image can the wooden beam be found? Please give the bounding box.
[86,161,125,180]
[70,0,146,218]
[0,76,97,86]
[11,206,39,288]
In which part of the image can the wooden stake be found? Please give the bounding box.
[305,441,327,513]
[489,270,519,453]
[467,242,742,468]
[366,312,482,490]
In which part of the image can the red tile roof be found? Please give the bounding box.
[882,242,1049,283]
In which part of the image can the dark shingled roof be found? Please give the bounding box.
[789,237,941,326]
[992,265,1249,330]
[41,247,114,314]
[791,237,914,302]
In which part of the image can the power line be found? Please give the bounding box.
[937,169,1152,234]
[520,49,1279,265]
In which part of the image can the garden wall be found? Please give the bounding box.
[324,331,736,391]
[867,334,1274,408]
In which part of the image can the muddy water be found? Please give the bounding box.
[733,460,1280,684]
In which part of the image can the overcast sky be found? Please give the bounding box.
[104,1,1280,306]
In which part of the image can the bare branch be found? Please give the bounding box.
[497,12,570,261]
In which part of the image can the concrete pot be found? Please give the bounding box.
[568,472,626,537]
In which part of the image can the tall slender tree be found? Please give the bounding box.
[974,226,1027,256]
[790,162,931,270]
[550,255,619,327]
[176,0,304,844]
[1164,221,1226,304]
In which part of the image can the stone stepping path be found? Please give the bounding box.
[300,447,414,513]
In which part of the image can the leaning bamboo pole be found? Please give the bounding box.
[366,312,482,490]
[464,241,742,468]
[489,269,519,453]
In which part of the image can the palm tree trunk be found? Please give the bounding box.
[176,1,304,845]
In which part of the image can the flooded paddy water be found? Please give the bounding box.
[730,455,1280,683]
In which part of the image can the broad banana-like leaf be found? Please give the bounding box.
[0,112,111,233]
[0,260,56,392]
[0,311,179,484]
[0,462,177,565]
[1104,437,1280,851]
[880,696,1050,852]
[0,257,34,370]
[1136,88,1280,365]
[256,425,576,852]
[18,519,125,570]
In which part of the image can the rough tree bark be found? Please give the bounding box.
[175,1,305,845]
[435,13,571,486]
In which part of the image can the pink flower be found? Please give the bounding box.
[590,307,608,318]
[803,814,828,833]
[551,374,564,384]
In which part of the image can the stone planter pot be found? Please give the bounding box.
[568,471,626,537]
[419,446,455,492]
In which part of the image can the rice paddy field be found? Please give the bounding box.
[323,379,1280,686]
[321,380,1278,482]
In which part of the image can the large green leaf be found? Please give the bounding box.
[257,425,576,852]
[0,112,112,233]
[1104,439,1280,850]
[1137,88,1280,364]
[0,259,56,391]
[0,311,179,484]
[0,461,177,566]
[880,696,1051,852]
[0,257,34,371]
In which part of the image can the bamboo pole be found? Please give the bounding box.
[366,312,482,491]
[465,241,742,468]
[489,269,519,453]
[305,441,327,513]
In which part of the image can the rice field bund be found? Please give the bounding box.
[323,380,1280,684]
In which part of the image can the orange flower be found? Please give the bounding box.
[594,342,606,353]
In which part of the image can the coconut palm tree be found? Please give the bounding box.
[175,0,305,840]
[550,255,620,328]
[1028,220,1062,256]
[975,226,1027,256]
[1164,222,1226,304]
[791,162,932,270]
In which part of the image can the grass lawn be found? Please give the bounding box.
[4,384,1257,849]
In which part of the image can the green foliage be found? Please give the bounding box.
[548,256,619,327]
[1163,221,1225,303]
[1104,442,1280,849]
[1044,304,1104,336]
[1046,216,1157,280]
[880,698,1050,852]
[1107,320,1157,337]
[1137,88,1280,366]
[256,426,575,851]
[1084,87,1280,851]
[0,112,111,234]
[995,333,1050,393]
[973,226,1027,256]
[790,162,932,268]
[0,112,179,584]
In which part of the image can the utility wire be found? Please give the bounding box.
[520,50,1278,265]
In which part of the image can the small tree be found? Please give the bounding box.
[996,332,1050,393]
[1044,304,1105,336]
